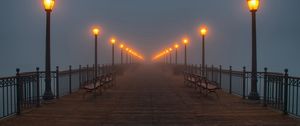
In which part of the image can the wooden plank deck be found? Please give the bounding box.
[1,64,299,126]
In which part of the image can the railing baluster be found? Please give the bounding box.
[16,69,21,115]
[219,65,222,88]
[283,69,288,115]
[79,65,82,87]
[263,68,267,107]
[36,68,40,107]
[229,66,232,94]
[212,65,214,81]
[243,67,246,99]
[56,66,59,99]
[69,65,72,94]
[297,79,299,116]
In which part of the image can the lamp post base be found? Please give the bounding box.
[248,91,260,100]
[43,91,54,100]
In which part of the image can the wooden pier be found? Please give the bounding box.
[1,65,299,126]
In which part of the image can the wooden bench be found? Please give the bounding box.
[183,71,220,96]
[81,75,103,98]
[196,78,219,96]
[183,71,199,88]
[81,72,115,98]
[102,72,115,89]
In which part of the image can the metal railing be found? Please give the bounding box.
[0,64,125,119]
[176,64,300,117]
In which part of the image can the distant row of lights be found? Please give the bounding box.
[152,27,207,61]
[93,28,144,60]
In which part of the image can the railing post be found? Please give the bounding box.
[16,68,21,115]
[69,65,72,94]
[56,66,60,99]
[79,65,82,87]
[36,67,40,107]
[192,64,196,73]
[242,66,246,99]
[263,67,268,107]
[229,66,232,94]
[102,64,105,74]
[211,65,214,81]
[92,64,95,81]
[283,69,289,115]
[86,65,89,83]
[199,64,202,75]
[219,65,222,88]
[206,64,208,78]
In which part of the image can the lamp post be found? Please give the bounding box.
[120,44,124,65]
[111,38,116,66]
[200,27,207,77]
[183,39,189,66]
[92,28,99,91]
[164,51,167,64]
[247,0,260,100]
[129,50,132,64]
[169,48,173,64]
[166,50,169,64]
[125,48,129,64]
[43,0,55,100]
[174,44,179,65]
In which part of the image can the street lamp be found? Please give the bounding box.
[165,50,169,64]
[169,48,173,64]
[174,44,179,65]
[200,27,207,77]
[164,50,168,64]
[129,50,132,64]
[247,0,260,100]
[111,38,116,66]
[43,0,55,100]
[183,38,189,66]
[92,28,99,92]
[120,44,124,65]
[125,48,129,64]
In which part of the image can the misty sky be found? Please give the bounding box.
[1,0,300,76]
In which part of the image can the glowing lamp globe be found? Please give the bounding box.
[93,28,99,36]
[111,38,116,44]
[43,0,55,12]
[120,44,124,48]
[201,28,207,36]
[247,0,260,12]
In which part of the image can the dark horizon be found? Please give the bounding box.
[1,0,300,76]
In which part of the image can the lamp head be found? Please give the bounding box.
[111,38,116,44]
[120,44,124,49]
[92,28,99,36]
[200,27,207,36]
[247,0,260,12]
[183,39,189,45]
[43,0,55,12]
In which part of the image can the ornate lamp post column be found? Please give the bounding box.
[200,27,207,77]
[247,0,260,100]
[183,39,189,66]
[169,48,173,64]
[120,44,124,65]
[92,28,99,89]
[174,44,179,65]
[110,38,116,66]
[43,0,55,100]
[125,48,129,64]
